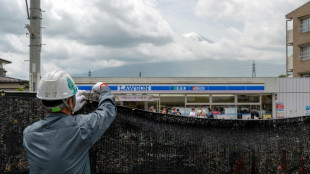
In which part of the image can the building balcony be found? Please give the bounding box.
[287,55,293,71]
[286,30,293,45]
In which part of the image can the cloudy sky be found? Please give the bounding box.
[0,0,308,79]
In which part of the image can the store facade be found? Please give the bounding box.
[73,77,284,119]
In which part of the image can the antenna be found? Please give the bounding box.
[252,61,256,77]
[25,0,30,19]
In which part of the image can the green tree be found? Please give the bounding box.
[278,74,287,78]
[16,88,24,91]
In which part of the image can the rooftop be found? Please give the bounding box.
[286,1,310,19]
[0,76,28,83]
[0,58,12,65]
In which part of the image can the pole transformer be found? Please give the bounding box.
[27,0,41,91]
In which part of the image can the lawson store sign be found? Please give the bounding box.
[77,84,265,93]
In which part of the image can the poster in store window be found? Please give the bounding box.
[224,107,236,119]
[276,102,285,118]
[306,106,310,116]
[115,95,156,101]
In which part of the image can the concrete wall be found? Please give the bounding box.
[277,78,310,117]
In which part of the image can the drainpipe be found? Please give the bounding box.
[286,19,292,77]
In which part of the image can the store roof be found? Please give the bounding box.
[0,76,28,83]
[72,76,279,84]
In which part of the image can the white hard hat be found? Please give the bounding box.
[37,70,78,100]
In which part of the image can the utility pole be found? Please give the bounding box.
[26,0,41,91]
[252,61,256,77]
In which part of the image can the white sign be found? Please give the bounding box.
[224,107,236,115]
[115,95,156,101]
[242,114,251,120]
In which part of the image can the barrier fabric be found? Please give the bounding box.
[0,92,310,173]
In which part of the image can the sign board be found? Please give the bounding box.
[242,114,251,120]
[118,85,150,92]
[306,106,310,116]
[77,84,265,93]
[216,115,232,119]
[224,107,236,115]
[115,95,157,101]
[276,103,285,118]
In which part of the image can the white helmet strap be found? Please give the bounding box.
[62,95,76,113]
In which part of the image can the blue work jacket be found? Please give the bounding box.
[23,86,116,174]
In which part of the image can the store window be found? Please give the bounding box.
[212,106,225,114]
[184,105,210,116]
[262,94,272,118]
[237,105,260,119]
[300,17,310,33]
[237,95,259,103]
[213,105,237,119]
[116,94,160,111]
[212,95,235,103]
[187,94,210,103]
[160,94,185,114]
[147,94,160,112]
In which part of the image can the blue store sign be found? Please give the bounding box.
[77,84,265,93]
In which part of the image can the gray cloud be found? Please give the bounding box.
[0,1,28,54]
[42,0,174,48]
[0,1,26,35]
[0,0,303,80]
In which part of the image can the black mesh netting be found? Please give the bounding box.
[1,92,310,173]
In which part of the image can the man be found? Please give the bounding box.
[150,106,156,112]
[206,108,214,118]
[170,107,177,115]
[176,108,182,116]
[189,108,196,117]
[251,108,260,119]
[161,107,167,114]
[197,106,206,117]
[23,70,117,174]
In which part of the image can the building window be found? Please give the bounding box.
[300,17,310,33]
[237,95,259,103]
[212,95,235,103]
[160,94,185,113]
[187,94,210,103]
[262,94,272,118]
[301,74,310,77]
[300,45,310,60]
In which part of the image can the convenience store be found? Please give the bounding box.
[73,77,310,119]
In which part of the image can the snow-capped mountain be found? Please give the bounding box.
[182,32,214,43]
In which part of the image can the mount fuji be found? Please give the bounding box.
[182,32,214,43]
